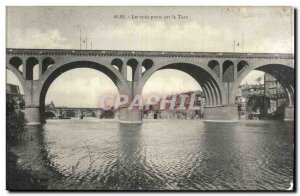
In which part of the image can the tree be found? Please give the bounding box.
[6,96,27,146]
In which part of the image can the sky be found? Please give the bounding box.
[6,7,294,107]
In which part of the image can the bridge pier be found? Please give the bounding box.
[204,105,238,122]
[118,107,142,124]
[24,105,41,125]
[284,105,294,121]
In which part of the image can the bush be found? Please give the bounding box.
[6,97,27,147]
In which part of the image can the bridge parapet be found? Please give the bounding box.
[6,48,294,59]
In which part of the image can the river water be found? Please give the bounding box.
[41,119,294,190]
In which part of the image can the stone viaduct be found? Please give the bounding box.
[6,48,294,125]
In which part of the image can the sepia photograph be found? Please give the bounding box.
[6,6,294,191]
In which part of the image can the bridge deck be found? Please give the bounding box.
[6,48,293,59]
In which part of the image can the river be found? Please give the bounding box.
[38,119,294,190]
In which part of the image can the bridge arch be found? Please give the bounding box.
[111,58,123,71]
[237,60,249,76]
[6,64,29,96]
[223,60,234,82]
[25,57,39,80]
[9,56,23,72]
[231,63,294,105]
[127,59,140,81]
[37,60,131,108]
[42,57,55,74]
[208,60,220,76]
[136,62,224,106]
[142,59,154,72]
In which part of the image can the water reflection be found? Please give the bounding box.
[13,125,47,173]
[9,125,61,189]
[38,119,293,190]
[117,124,145,190]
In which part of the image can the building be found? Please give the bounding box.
[6,83,25,109]
[235,73,287,119]
[46,101,55,109]
[264,73,286,114]
[143,90,205,119]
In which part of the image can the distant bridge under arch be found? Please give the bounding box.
[6,48,294,125]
